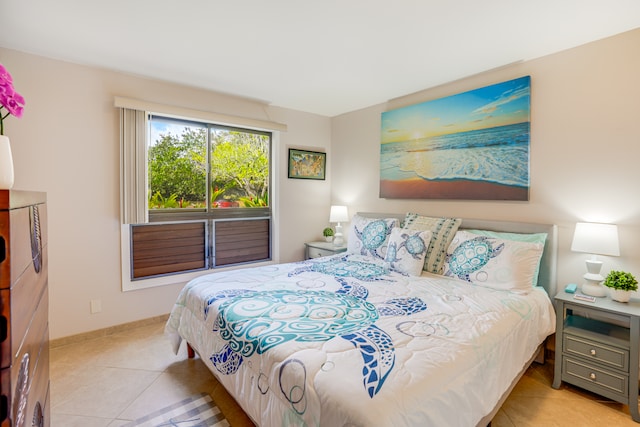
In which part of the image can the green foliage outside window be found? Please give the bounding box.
[148,120,270,210]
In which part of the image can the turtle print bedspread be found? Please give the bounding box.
[166,253,555,426]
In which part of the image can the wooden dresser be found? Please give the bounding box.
[0,191,48,427]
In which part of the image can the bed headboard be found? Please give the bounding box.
[357,213,558,298]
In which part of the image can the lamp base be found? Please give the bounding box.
[581,281,607,297]
[333,223,345,246]
[580,259,607,297]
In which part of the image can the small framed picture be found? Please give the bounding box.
[288,149,326,180]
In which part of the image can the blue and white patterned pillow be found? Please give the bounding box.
[402,213,461,274]
[464,229,547,287]
[347,215,399,260]
[442,230,544,293]
[385,228,432,276]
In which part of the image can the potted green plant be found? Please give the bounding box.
[603,270,638,302]
[323,227,334,242]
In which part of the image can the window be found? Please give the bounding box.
[131,114,273,278]
[147,115,271,215]
[117,98,286,290]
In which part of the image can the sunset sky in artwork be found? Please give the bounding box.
[381,76,531,144]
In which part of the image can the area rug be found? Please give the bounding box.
[123,393,229,427]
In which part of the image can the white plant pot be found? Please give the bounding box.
[609,288,632,303]
[324,236,333,242]
[0,135,14,189]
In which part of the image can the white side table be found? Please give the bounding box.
[304,241,347,259]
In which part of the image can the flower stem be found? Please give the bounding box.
[0,106,5,135]
[0,109,8,135]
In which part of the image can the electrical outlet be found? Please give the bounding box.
[90,299,102,314]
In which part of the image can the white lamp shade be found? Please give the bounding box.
[571,222,620,256]
[329,205,349,223]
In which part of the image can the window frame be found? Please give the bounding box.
[117,97,286,292]
[147,116,272,222]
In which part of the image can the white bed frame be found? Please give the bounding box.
[358,213,558,426]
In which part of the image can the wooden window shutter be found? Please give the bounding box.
[214,219,270,267]
[131,222,206,279]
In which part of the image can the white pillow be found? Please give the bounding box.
[464,229,547,286]
[347,215,399,260]
[442,230,544,293]
[385,228,432,276]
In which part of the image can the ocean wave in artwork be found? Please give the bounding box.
[380,122,529,187]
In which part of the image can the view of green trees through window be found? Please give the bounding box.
[148,115,271,210]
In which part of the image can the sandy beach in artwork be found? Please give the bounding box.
[380,177,529,201]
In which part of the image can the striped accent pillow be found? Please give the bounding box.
[402,213,462,274]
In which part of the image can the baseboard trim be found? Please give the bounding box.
[50,314,169,348]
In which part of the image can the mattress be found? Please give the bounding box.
[166,253,555,426]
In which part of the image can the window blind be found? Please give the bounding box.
[119,108,148,224]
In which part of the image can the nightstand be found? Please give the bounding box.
[304,241,347,259]
[552,292,640,422]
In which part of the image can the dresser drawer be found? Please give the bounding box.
[563,356,628,397]
[563,334,628,371]
[0,248,48,370]
[0,204,47,291]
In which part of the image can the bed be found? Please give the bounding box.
[166,213,557,426]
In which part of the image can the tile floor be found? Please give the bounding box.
[50,320,253,427]
[50,318,639,426]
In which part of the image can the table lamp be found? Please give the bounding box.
[570,222,620,297]
[329,205,349,246]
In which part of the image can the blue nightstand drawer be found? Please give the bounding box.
[563,334,628,371]
[563,356,628,397]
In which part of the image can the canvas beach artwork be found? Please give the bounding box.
[380,76,531,200]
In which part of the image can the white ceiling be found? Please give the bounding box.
[1,0,639,117]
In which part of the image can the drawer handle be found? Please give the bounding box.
[590,349,596,356]
[589,373,596,380]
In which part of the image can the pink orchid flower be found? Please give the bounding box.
[0,64,13,83]
[0,63,25,135]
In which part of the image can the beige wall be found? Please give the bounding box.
[0,48,332,339]
[331,28,640,293]
[2,27,639,339]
